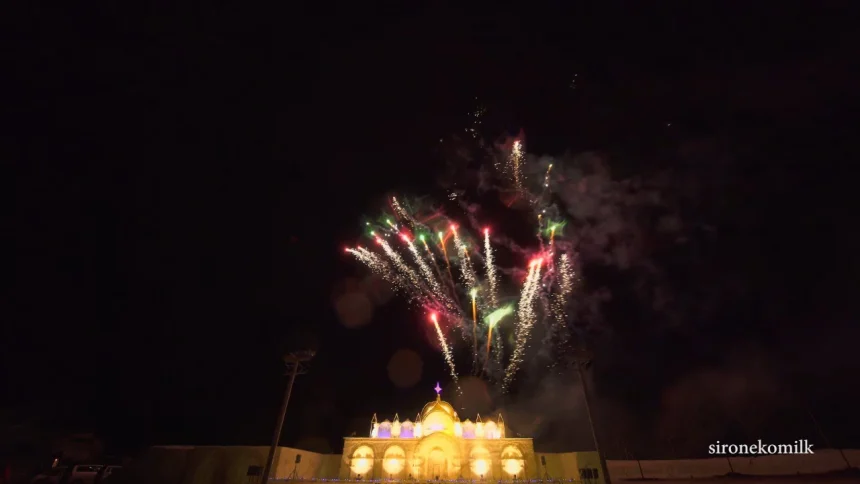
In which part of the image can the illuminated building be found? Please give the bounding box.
[340,383,536,480]
[141,384,609,484]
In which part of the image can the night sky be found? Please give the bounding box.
[7,4,859,460]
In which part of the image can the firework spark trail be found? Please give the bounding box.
[421,235,443,279]
[349,247,415,297]
[558,253,574,295]
[494,330,504,366]
[421,235,449,291]
[457,205,495,314]
[483,228,499,309]
[431,313,459,388]
[506,262,539,384]
[470,288,478,370]
[551,252,576,327]
[437,231,456,283]
[377,237,425,298]
[404,235,441,294]
[391,197,409,220]
[349,248,389,278]
[549,256,576,364]
[404,234,462,316]
[511,140,525,191]
[352,247,412,294]
[346,247,372,264]
[391,196,420,231]
[450,226,477,288]
[356,247,381,265]
[504,259,543,389]
[504,263,538,387]
[422,235,460,308]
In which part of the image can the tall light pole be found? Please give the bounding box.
[574,347,612,484]
[261,350,315,484]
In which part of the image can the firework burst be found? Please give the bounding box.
[344,135,581,391]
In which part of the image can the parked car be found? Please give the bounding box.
[65,465,103,484]
[94,466,120,484]
[31,466,68,484]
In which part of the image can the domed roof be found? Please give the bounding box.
[421,382,456,419]
[421,395,456,419]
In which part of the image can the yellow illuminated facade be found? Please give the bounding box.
[341,384,536,480]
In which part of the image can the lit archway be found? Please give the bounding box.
[413,432,460,480]
[469,446,491,478]
[428,448,446,479]
[500,445,524,477]
[350,445,374,476]
[382,446,406,476]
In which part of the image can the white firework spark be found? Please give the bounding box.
[503,259,544,389]
[510,140,525,191]
[404,235,441,293]
[391,196,420,230]
[431,313,460,389]
[350,247,409,293]
[451,226,477,288]
[377,237,424,298]
[558,253,574,295]
[551,253,575,323]
[404,235,459,315]
[483,228,499,309]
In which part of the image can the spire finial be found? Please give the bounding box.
[434,382,442,395]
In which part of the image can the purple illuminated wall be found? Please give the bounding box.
[400,426,413,438]
[378,424,391,438]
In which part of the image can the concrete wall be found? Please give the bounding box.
[272,446,340,479]
[120,446,338,484]
[606,449,860,480]
[534,451,603,481]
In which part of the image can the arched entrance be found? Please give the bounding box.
[414,432,460,479]
[428,448,446,479]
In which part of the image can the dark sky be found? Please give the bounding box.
[7,4,859,459]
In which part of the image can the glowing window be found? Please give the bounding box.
[350,446,374,475]
[470,447,491,477]
[400,422,414,438]
[382,446,406,475]
[501,446,524,476]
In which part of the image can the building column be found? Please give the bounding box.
[492,450,503,480]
